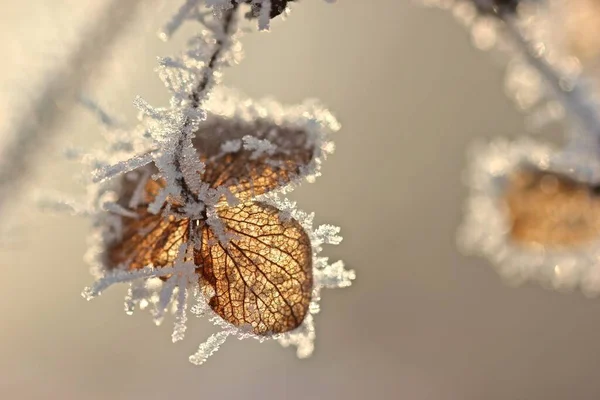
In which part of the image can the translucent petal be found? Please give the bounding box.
[195,201,312,335]
[203,152,310,201]
[195,116,313,200]
[107,207,190,270]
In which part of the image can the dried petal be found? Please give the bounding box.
[203,152,310,201]
[194,116,312,200]
[107,207,190,270]
[196,201,312,335]
[505,169,600,247]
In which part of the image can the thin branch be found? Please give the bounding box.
[175,4,240,202]
[502,15,600,141]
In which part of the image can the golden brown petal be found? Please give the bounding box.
[202,152,311,201]
[107,207,190,271]
[195,201,313,335]
[505,169,600,247]
[194,116,313,200]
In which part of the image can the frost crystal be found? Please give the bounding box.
[60,0,353,366]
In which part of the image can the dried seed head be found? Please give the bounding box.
[505,168,600,247]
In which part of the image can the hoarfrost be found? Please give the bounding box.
[189,331,231,365]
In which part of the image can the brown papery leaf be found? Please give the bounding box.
[505,169,600,247]
[202,152,310,201]
[195,116,313,201]
[107,207,190,271]
[195,201,312,335]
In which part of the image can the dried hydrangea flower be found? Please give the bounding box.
[458,137,600,294]
[102,100,336,336]
[41,0,355,366]
[80,89,352,364]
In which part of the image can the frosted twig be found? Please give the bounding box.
[502,15,600,141]
[79,96,121,128]
[101,202,140,219]
[159,0,203,41]
[172,282,189,342]
[189,331,231,365]
[82,265,181,300]
[93,152,156,183]
[173,4,240,204]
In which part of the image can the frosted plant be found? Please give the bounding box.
[43,0,355,365]
[423,0,600,293]
[458,137,600,294]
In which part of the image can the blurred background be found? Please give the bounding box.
[3,0,600,399]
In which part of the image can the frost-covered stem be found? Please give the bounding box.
[502,15,600,141]
[175,4,239,202]
[188,5,239,108]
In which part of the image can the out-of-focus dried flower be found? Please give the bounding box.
[458,138,600,294]
[505,168,600,247]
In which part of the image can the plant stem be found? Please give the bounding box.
[189,5,239,108]
[175,4,239,202]
[502,15,600,141]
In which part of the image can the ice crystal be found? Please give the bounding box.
[424,0,600,295]
[57,0,354,366]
